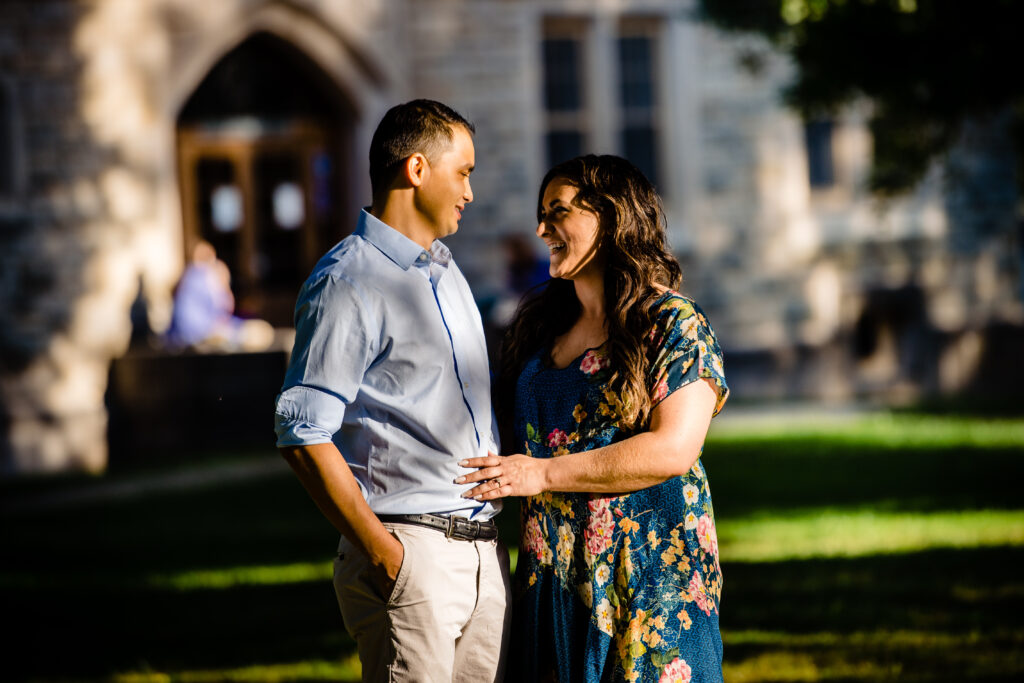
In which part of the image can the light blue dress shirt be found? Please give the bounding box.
[274,210,500,520]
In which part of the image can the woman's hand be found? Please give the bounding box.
[455,452,547,500]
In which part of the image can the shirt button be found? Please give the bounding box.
[463,382,468,388]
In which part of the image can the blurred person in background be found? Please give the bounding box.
[504,231,551,298]
[274,100,510,682]
[164,239,273,352]
[459,155,730,682]
[487,232,551,330]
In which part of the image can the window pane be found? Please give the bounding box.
[272,182,305,230]
[0,84,12,195]
[622,126,658,188]
[254,153,304,286]
[542,38,582,112]
[196,157,240,278]
[805,120,835,188]
[311,150,333,218]
[618,32,659,189]
[211,185,243,233]
[546,131,582,167]
[618,36,654,109]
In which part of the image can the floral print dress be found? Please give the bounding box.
[508,292,729,683]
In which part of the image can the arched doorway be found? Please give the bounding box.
[176,32,355,326]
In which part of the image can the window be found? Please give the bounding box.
[542,20,587,167]
[805,119,836,188]
[543,38,582,113]
[539,17,662,186]
[618,22,660,187]
[0,77,22,200]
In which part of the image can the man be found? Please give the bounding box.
[274,100,509,682]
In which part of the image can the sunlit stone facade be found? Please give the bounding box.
[0,0,1020,473]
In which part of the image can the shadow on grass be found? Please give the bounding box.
[5,544,1021,681]
[2,474,354,681]
[722,547,1024,634]
[2,425,1022,681]
[5,581,353,680]
[720,547,1024,682]
[704,439,1023,516]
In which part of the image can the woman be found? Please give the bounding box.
[457,155,729,682]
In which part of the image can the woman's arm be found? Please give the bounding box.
[456,377,719,500]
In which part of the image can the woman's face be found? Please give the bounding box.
[536,179,605,281]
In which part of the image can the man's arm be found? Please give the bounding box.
[279,442,403,584]
[276,275,401,582]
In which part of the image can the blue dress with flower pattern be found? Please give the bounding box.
[508,292,729,683]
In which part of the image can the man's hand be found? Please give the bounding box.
[368,532,405,598]
[455,451,547,500]
[280,443,407,598]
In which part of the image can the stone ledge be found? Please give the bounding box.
[106,348,290,466]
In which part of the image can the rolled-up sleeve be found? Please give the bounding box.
[274,274,375,447]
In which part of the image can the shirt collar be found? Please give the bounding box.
[430,239,452,268]
[355,209,435,270]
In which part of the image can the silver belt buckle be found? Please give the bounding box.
[445,515,455,538]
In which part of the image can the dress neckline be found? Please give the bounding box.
[537,290,681,371]
[542,342,606,371]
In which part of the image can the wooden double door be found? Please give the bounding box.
[177,121,349,327]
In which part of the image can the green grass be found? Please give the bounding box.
[109,656,362,683]
[2,411,1022,681]
[706,412,1024,681]
[709,412,1024,447]
[147,562,335,591]
[719,508,1024,561]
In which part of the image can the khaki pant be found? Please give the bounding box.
[333,522,511,682]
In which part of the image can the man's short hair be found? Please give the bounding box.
[369,99,475,199]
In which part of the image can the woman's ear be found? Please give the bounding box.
[402,153,429,188]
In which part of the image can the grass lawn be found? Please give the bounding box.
[1,411,1022,682]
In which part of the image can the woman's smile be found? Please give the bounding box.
[546,240,566,254]
[537,179,603,280]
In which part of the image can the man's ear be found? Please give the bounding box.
[403,153,429,188]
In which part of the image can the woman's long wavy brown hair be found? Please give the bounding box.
[496,155,682,446]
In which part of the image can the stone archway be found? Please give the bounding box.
[1,0,394,475]
[176,32,357,326]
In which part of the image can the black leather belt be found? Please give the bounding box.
[377,513,498,541]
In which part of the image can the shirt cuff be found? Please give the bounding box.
[274,414,335,447]
[274,385,346,446]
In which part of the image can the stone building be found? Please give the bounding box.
[1,0,1020,474]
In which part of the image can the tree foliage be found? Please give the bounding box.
[697,0,1024,195]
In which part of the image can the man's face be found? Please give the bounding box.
[415,125,475,240]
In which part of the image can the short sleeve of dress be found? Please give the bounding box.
[647,294,729,416]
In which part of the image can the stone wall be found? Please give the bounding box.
[1,0,1020,474]
[0,0,126,472]
[0,0,398,474]
[419,0,1021,403]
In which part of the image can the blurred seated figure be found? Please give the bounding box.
[488,232,550,328]
[164,240,274,352]
[504,232,550,296]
